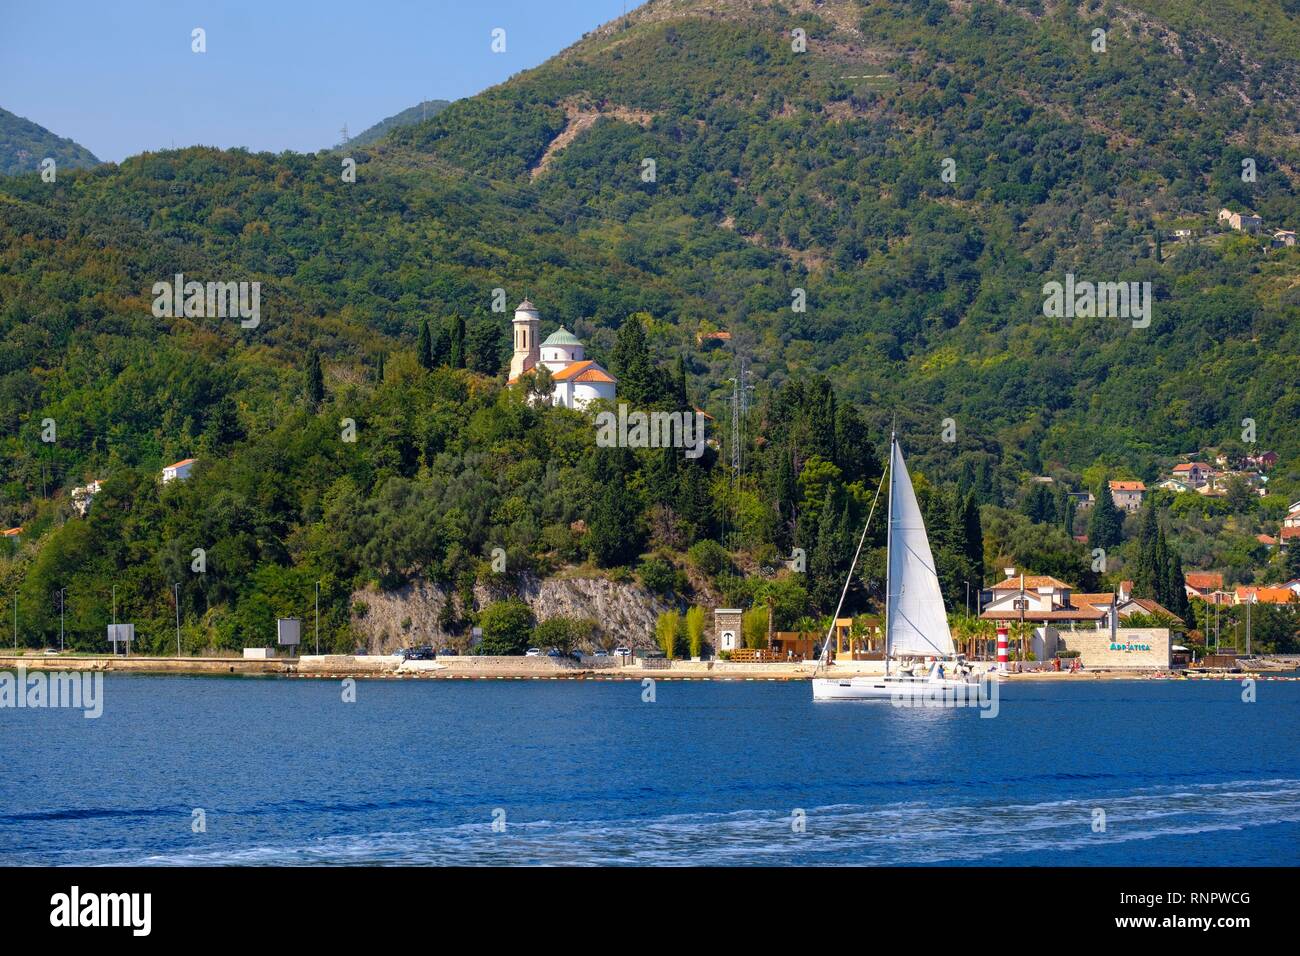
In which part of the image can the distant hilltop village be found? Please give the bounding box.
[505,300,617,410]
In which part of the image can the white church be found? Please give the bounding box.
[506,300,617,409]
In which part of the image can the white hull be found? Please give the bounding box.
[812,673,980,701]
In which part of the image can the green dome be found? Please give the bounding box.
[541,326,582,347]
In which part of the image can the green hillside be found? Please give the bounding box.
[1,0,1298,652]
[0,106,100,176]
[346,99,452,148]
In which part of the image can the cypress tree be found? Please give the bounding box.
[417,318,433,371]
[447,314,466,369]
[1088,482,1123,549]
[611,315,656,405]
[1166,548,1191,621]
[1151,527,1169,605]
[306,350,324,407]
[962,492,984,577]
[1133,505,1160,597]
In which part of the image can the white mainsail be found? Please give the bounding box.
[886,438,955,659]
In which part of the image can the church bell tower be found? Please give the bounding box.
[509,300,541,379]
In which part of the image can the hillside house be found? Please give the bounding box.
[1218,208,1263,234]
[1171,462,1211,486]
[1185,571,1224,601]
[1108,480,1146,512]
[1235,586,1296,606]
[1157,478,1190,493]
[70,479,103,516]
[161,459,197,484]
[1272,230,1297,248]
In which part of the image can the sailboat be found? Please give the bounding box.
[812,433,979,701]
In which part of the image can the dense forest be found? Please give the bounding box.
[1,0,1298,653]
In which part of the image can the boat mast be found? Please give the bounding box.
[884,431,895,676]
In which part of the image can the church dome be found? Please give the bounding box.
[541,326,582,346]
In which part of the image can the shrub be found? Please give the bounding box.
[687,539,730,576]
[639,557,677,596]
[533,616,578,652]
[476,599,534,655]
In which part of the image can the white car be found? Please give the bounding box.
[524,648,541,657]
[613,646,632,657]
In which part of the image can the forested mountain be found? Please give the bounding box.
[346,99,453,148]
[0,107,100,176]
[1,0,1298,651]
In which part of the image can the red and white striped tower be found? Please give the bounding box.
[996,624,1009,672]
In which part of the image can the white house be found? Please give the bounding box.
[70,479,103,516]
[978,570,1112,630]
[1283,501,1300,529]
[506,300,617,410]
[1171,462,1211,486]
[161,458,197,484]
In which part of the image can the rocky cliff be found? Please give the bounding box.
[349,571,682,653]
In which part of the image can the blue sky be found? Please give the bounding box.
[1,1,641,162]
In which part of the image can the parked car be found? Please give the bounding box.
[525,648,541,657]
[546,648,565,658]
[613,646,632,657]
[399,645,435,661]
[592,650,609,659]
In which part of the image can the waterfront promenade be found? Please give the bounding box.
[3,652,1295,682]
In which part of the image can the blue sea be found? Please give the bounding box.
[2,675,1298,866]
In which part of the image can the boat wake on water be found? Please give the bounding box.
[75,779,1300,867]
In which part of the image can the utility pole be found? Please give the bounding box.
[315,581,321,655]
[12,593,16,650]
[58,587,66,652]
[1246,598,1252,656]
[174,583,181,657]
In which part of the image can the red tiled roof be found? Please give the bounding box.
[1109,480,1146,491]
[2,527,21,536]
[1185,572,1224,589]
[1281,527,1300,541]
[989,575,1073,591]
[980,606,1106,621]
[1120,597,1183,621]
[1237,586,1295,605]
[551,360,616,383]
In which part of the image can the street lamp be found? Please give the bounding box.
[57,587,66,652]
